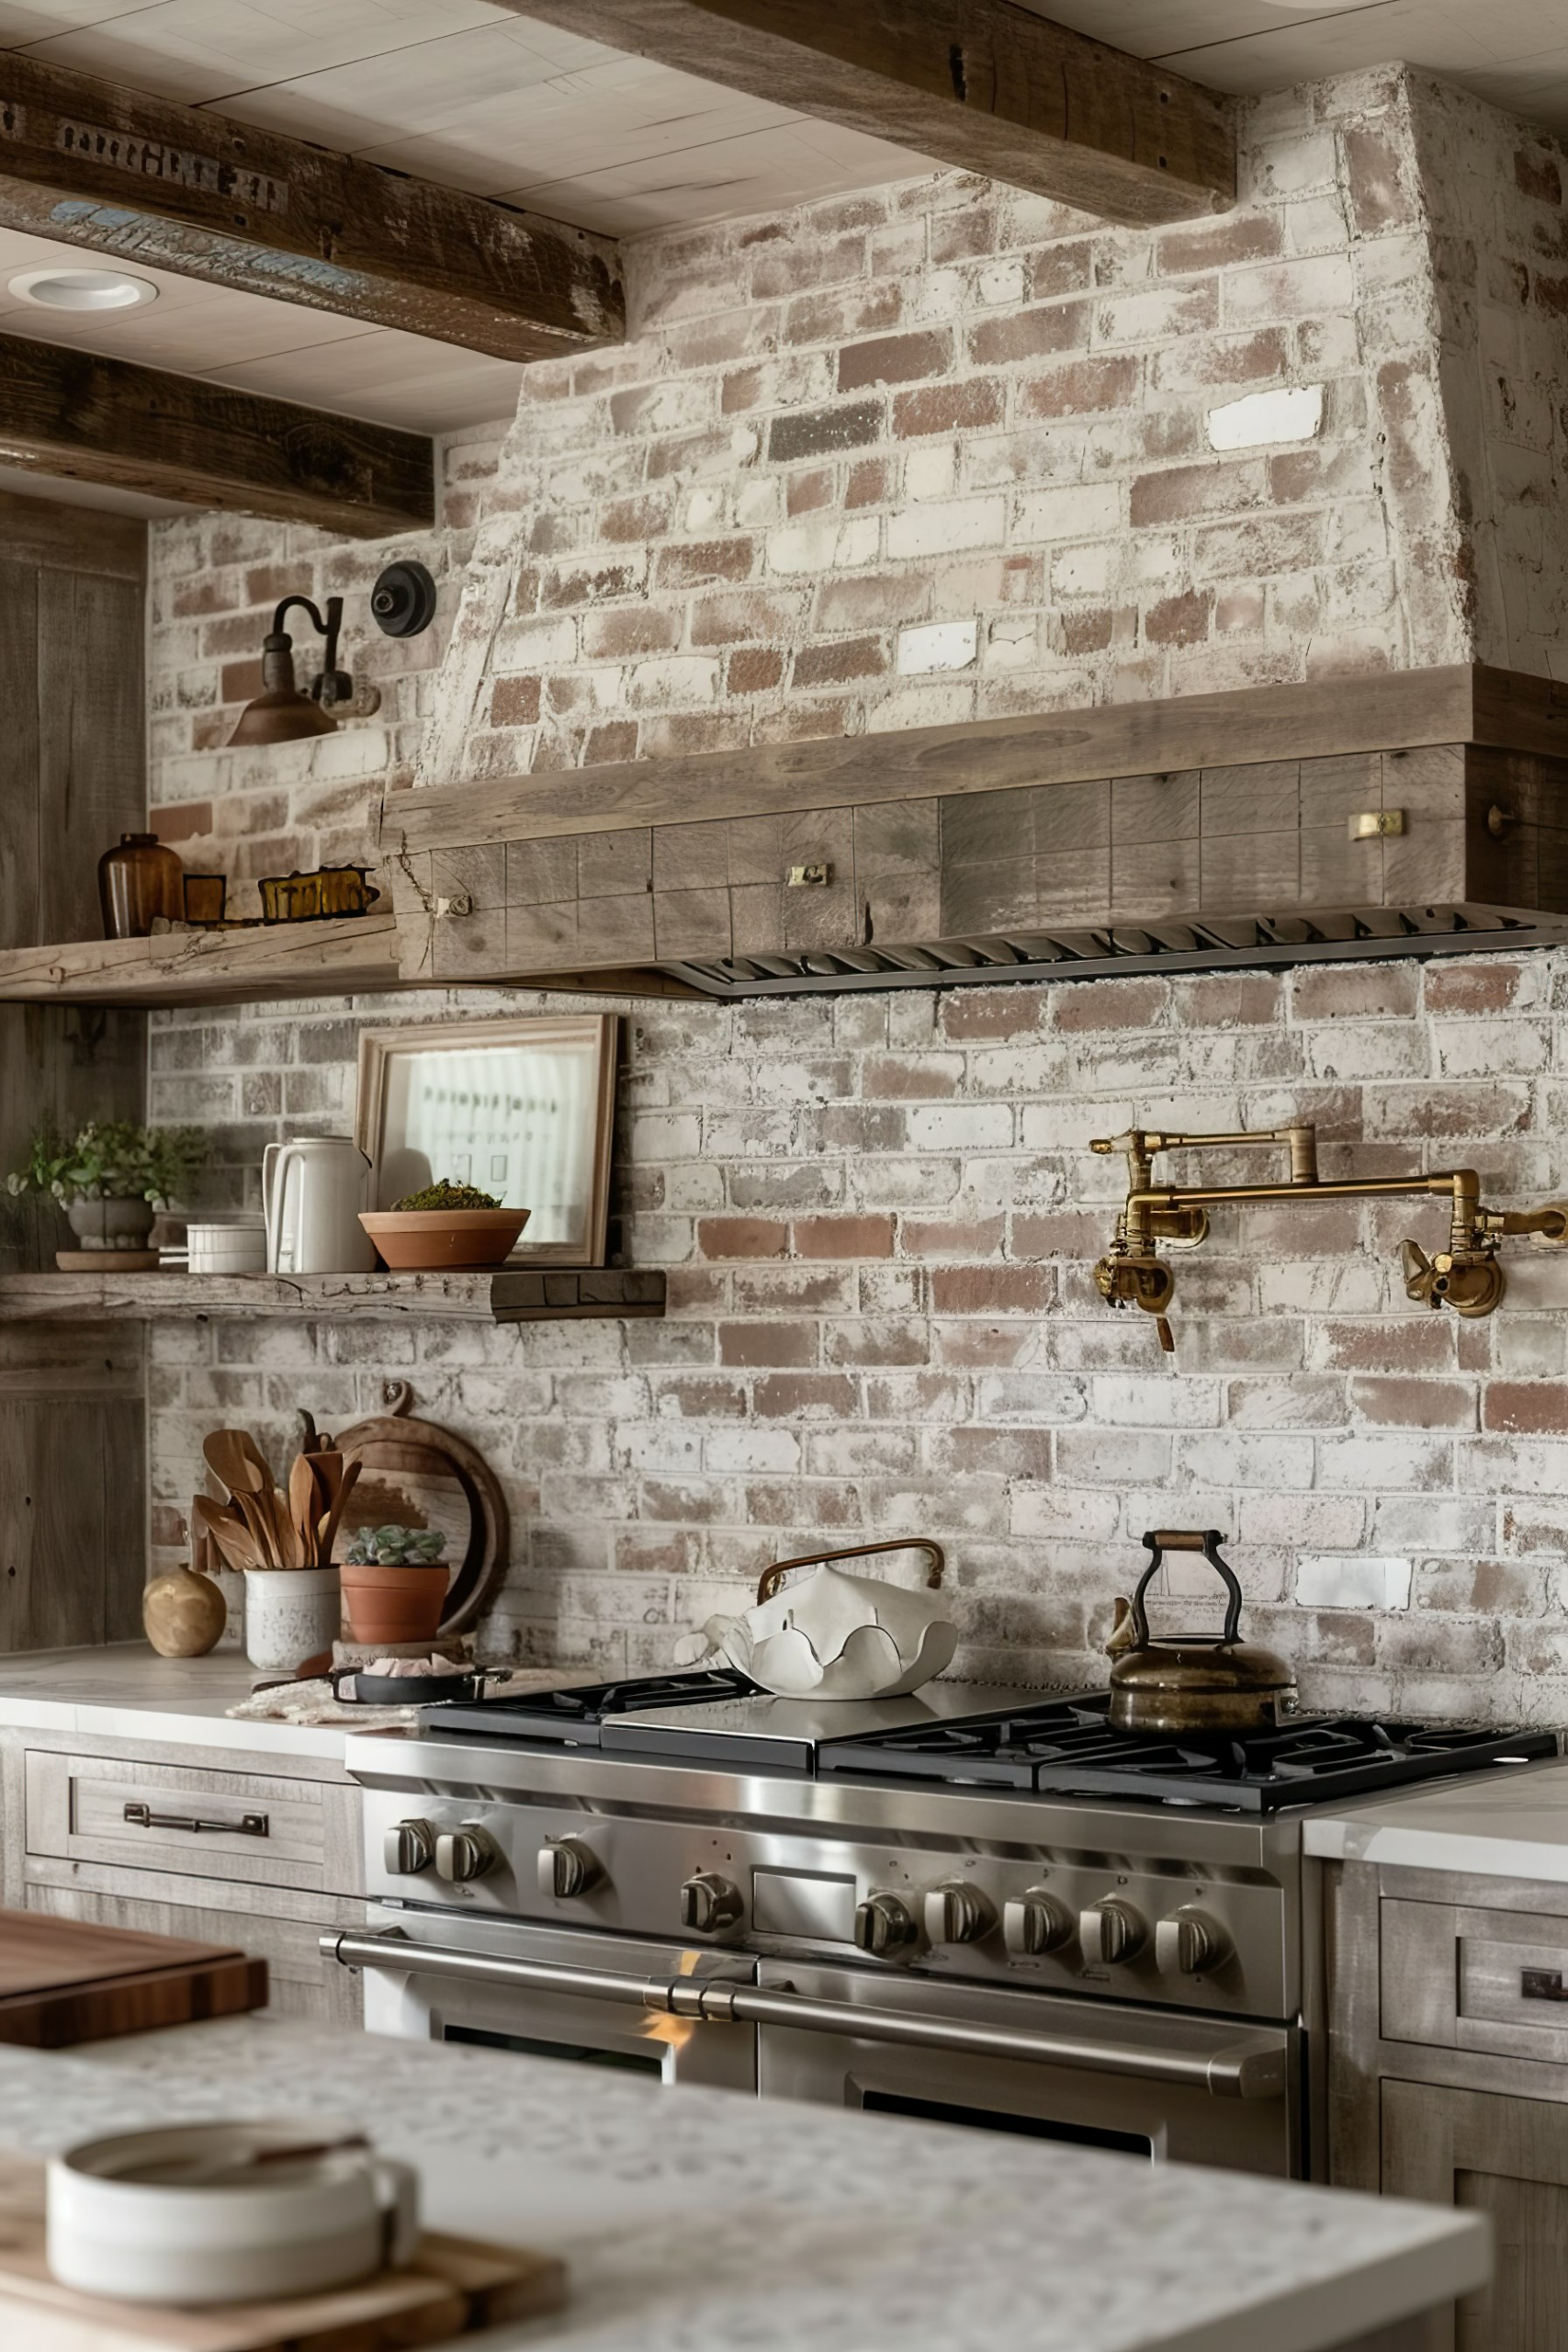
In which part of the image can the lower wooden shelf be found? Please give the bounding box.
[0,913,402,1005]
[0,1268,666,1323]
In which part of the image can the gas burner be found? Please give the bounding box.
[817,1702,1557,1813]
[430,1668,761,1745]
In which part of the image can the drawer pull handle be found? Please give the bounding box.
[1520,1969,1568,2002]
[122,1803,269,1838]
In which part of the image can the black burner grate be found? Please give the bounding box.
[816,1700,1557,1812]
[426,1668,760,1745]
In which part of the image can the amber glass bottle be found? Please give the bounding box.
[97,832,185,939]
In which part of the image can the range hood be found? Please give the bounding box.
[386,664,1568,1001]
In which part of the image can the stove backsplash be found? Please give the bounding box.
[149,951,1568,1723]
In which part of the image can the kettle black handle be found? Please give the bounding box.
[1128,1530,1241,1646]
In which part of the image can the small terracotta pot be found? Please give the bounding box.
[340,1558,448,1645]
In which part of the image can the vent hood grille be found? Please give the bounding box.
[664,903,1563,998]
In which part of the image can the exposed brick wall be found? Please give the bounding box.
[149,63,1568,912]
[150,948,1568,1724]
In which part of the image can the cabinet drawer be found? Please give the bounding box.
[1382,1894,1568,2064]
[25,1750,363,1897]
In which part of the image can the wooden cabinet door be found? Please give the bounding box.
[1383,2079,1568,2352]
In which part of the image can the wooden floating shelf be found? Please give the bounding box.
[0,912,402,1006]
[0,1267,666,1324]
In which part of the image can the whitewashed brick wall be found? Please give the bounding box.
[150,949,1568,1723]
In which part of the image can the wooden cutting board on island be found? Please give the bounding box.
[0,1909,267,2047]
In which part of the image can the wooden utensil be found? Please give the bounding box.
[315,1456,360,1567]
[202,1431,278,1567]
[288,1455,321,1568]
[191,1496,260,1574]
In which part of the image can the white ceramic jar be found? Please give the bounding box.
[187,1213,267,1274]
[48,2120,418,2305]
[243,1566,341,1672]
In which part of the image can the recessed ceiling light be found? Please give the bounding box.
[6,266,159,312]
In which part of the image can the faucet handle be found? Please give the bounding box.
[1401,1238,1440,1307]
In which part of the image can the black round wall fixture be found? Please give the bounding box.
[370,559,438,639]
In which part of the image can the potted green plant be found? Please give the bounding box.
[359,1177,529,1272]
[6,1119,207,1253]
[340,1523,450,1644]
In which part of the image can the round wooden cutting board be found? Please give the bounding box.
[331,1399,509,1634]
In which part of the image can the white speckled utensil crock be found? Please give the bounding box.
[243,1566,340,1672]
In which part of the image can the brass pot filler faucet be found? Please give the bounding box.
[1090,1124,1568,1354]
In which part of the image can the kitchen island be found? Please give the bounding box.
[0,2015,1484,2352]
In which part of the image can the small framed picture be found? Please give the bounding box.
[355,1014,617,1267]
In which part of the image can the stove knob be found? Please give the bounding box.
[679,1872,743,1936]
[854,1893,918,1958]
[382,1817,436,1876]
[923,1880,996,1946]
[538,1837,600,1900]
[434,1825,502,1884]
[1002,1887,1074,1958]
[1156,1906,1230,1977]
[1078,1898,1146,1966]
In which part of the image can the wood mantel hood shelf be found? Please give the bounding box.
[3,665,1567,1012]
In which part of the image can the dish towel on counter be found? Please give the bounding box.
[226,1665,570,1730]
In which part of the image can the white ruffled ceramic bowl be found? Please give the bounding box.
[677,1557,957,1700]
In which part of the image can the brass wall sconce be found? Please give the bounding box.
[1091,1123,1568,1354]
[229,560,437,749]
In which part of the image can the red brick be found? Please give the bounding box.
[585,721,639,764]
[581,608,682,659]
[1348,1377,1477,1430]
[1484,1383,1568,1434]
[892,379,1004,435]
[696,1218,789,1260]
[1292,965,1418,1021]
[792,636,888,686]
[541,561,642,607]
[846,458,895,508]
[728,646,785,694]
[718,1322,819,1366]
[1422,961,1526,1014]
[1058,608,1113,656]
[768,400,882,462]
[1053,978,1167,1032]
[939,989,1045,1040]
[1029,244,1093,299]
[1156,215,1281,277]
[655,539,757,588]
[792,1215,896,1259]
[968,305,1089,368]
[786,468,836,516]
[900,1216,1005,1259]
[1178,974,1283,1026]
[1342,126,1411,235]
[752,1374,860,1418]
[490,675,541,728]
[1144,588,1213,647]
[838,330,953,391]
[931,1266,1055,1315]
[1129,460,1262,528]
[1010,1211,1117,1257]
[1019,356,1138,419]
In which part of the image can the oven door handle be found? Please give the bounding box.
[321,1932,1285,2103]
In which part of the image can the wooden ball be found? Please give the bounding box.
[143,1566,227,1657]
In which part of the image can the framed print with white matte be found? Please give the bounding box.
[355,1015,617,1267]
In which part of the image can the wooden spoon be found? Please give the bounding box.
[203,1430,279,1566]
[191,1494,261,1572]
[288,1455,320,1568]
[316,1455,360,1566]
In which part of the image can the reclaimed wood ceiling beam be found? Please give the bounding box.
[0,334,434,536]
[0,53,624,362]
[491,0,1235,225]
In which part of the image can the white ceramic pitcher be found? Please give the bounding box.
[263,1136,376,1273]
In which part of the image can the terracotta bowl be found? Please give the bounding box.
[359,1208,530,1272]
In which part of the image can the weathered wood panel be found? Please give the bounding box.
[0,910,402,1006]
[494,0,1235,225]
[0,1267,666,1323]
[389,668,1485,855]
[0,51,622,362]
[0,335,434,536]
[0,506,147,1656]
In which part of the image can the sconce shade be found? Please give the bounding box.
[229,617,341,748]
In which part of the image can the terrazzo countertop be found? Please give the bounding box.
[0,1645,345,1761]
[0,2017,1485,2352]
[1304,1754,1568,1882]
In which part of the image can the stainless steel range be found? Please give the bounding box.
[328,1673,1554,2180]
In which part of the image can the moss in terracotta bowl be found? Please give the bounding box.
[360,1176,529,1272]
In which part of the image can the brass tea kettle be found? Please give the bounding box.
[1107,1531,1299,1736]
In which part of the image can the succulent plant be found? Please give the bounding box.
[344,1522,448,1568]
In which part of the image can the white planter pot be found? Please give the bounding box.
[242,1567,340,1674]
[66,1195,155,1251]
